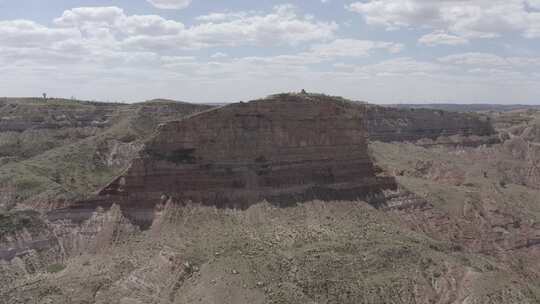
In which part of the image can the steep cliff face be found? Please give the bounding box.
[92,94,395,222]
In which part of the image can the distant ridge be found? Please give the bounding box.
[392,103,540,112]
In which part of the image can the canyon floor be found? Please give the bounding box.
[1,96,540,303]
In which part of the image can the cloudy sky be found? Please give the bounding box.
[0,0,539,104]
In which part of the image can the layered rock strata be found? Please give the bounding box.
[80,94,396,223]
[364,104,496,143]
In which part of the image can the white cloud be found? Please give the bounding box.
[122,15,185,36]
[0,5,345,72]
[54,7,185,36]
[186,5,338,47]
[438,52,540,70]
[419,31,469,46]
[525,13,540,38]
[347,0,441,30]
[438,53,509,67]
[526,0,540,9]
[508,56,540,67]
[211,52,229,59]
[3,46,539,104]
[147,0,192,10]
[347,0,540,40]
[0,20,80,47]
[204,39,404,70]
[309,39,403,58]
[54,7,125,28]
[28,5,340,55]
[359,57,443,76]
[195,12,251,22]
[1,4,538,104]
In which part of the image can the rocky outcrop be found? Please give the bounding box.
[0,206,137,288]
[0,211,61,285]
[78,94,396,223]
[496,122,540,189]
[0,94,497,216]
[370,140,540,271]
[0,211,55,260]
[51,204,139,256]
[49,93,500,225]
[94,249,191,303]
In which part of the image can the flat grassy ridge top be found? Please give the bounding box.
[0,97,125,107]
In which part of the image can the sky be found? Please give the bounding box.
[0,0,539,104]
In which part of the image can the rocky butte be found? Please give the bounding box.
[86,93,395,223]
[49,93,496,225]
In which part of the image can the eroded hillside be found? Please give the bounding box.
[6,201,539,304]
[2,93,539,304]
[0,98,211,210]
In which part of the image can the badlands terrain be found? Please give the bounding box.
[1,93,540,304]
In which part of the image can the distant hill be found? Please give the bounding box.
[392,103,540,112]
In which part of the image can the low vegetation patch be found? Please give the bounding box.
[46,264,66,273]
[0,210,43,236]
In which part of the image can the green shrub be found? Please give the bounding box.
[15,178,43,191]
[46,264,66,273]
[0,211,40,235]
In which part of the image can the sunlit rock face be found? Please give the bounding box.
[94,94,396,223]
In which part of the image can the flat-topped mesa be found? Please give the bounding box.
[97,93,396,221]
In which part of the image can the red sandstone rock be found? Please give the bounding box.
[98,94,396,221]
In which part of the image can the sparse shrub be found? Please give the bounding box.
[119,133,138,143]
[46,264,65,273]
[151,148,197,164]
[0,210,41,235]
[16,178,42,191]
